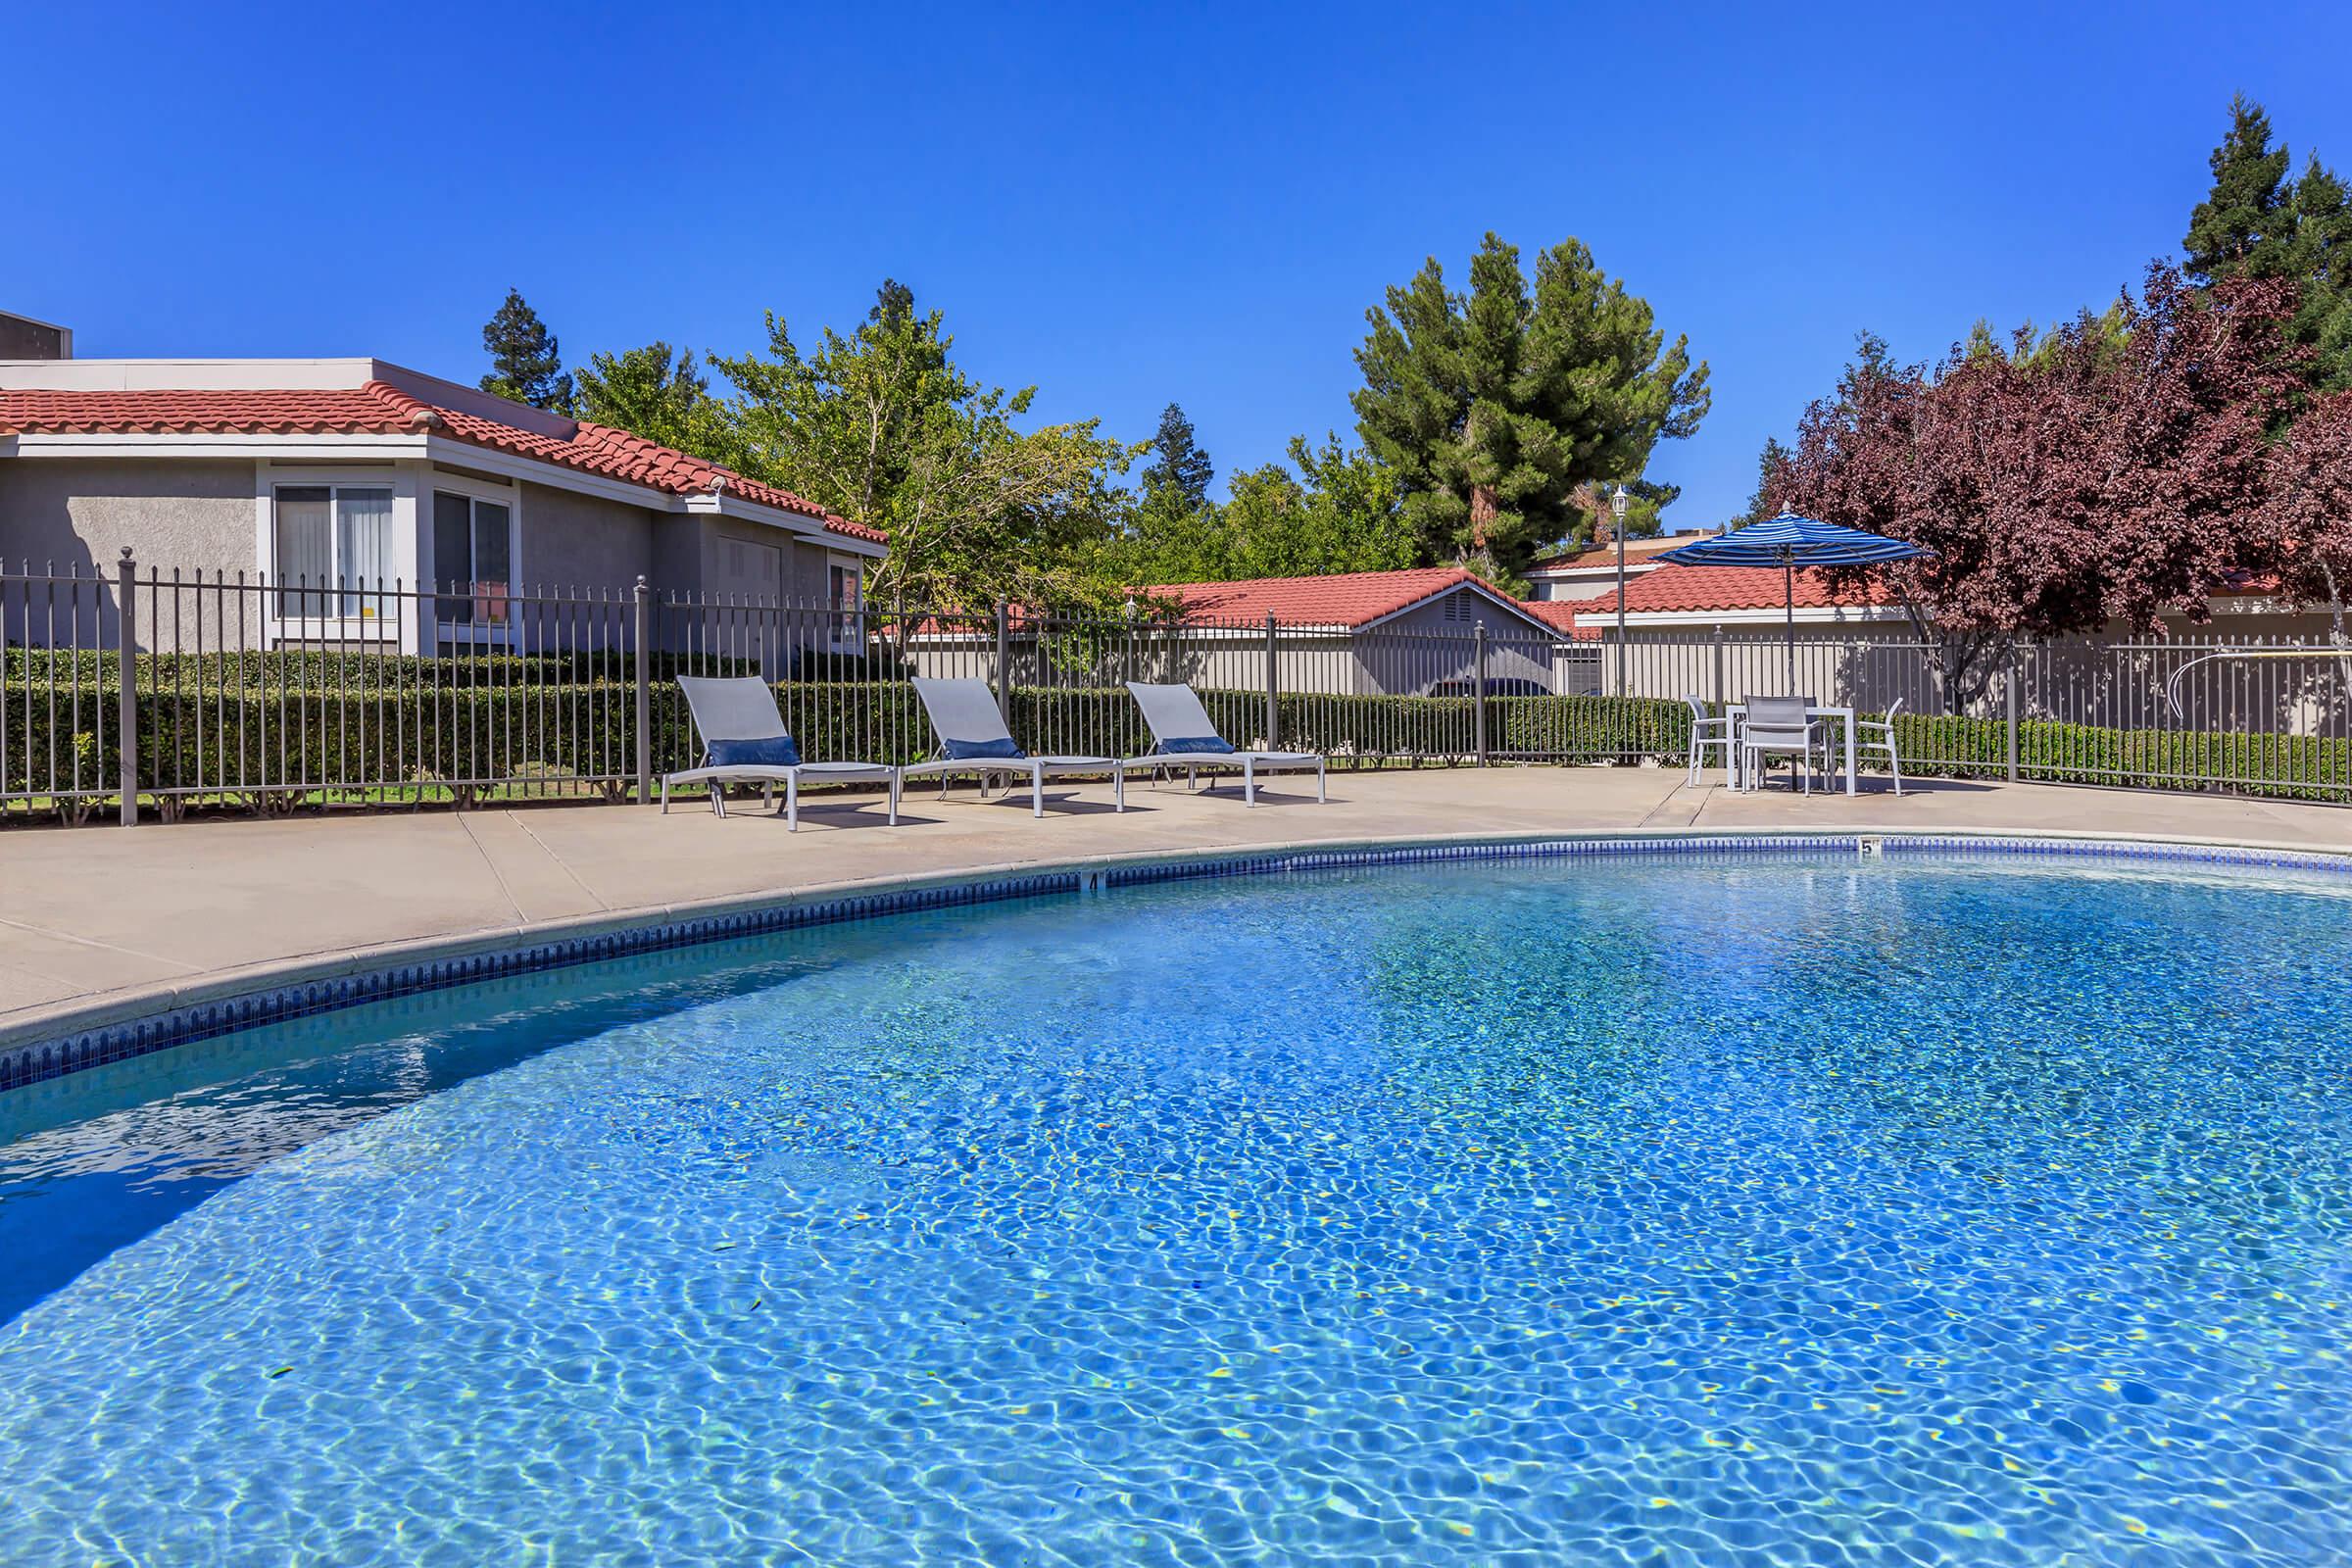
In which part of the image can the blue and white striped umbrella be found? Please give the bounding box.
[1653,514,1931,689]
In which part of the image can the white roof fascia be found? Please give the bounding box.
[7,429,424,460]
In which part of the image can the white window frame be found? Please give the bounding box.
[826,555,864,653]
[255,464,414,645]
[427,472,523,643]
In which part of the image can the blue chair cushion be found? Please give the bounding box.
[707,735,801,768]
[942,736,1026,760]
[1158,735,1235,755]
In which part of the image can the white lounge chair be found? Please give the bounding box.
[899,676,1126,817]
[1124,681,1325,807]
[662,675,902,830]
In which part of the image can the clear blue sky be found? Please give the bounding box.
[7,2,2346,532]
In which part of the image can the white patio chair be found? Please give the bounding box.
[1740,695,1824,795]
[1682,696,1733,786]
[662,675,901,831]
[1855,698,1907,795]
[1124,681,1326,808]
[899,677,1126,817]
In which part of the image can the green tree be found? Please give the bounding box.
[574,342,737,464]
[2185,96,2352,391]
[2185,95,2296,280]
[1723,437,1790,529]
[1139,403,1214,510]
[1103,436,1415,586]
[478,288,572,411]
[1350,231,1709,584]
[713,281,1140,607]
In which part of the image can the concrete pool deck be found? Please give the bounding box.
[4,766,2349,1049]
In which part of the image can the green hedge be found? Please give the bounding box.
[1886,711,2351,798]
[6,679,2347,819]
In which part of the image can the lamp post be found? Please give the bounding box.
[1611,484,1630,698]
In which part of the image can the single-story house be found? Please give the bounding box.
[1569,562,2348,732]
[0,345,884,663]
[902,566,1589,696]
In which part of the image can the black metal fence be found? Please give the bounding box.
[5,556,2349,823]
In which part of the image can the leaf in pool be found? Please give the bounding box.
[268,1366,293,1379]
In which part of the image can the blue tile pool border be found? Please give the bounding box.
[8,831,2352,1093]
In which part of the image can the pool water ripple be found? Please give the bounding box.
[2,856,2351,1564]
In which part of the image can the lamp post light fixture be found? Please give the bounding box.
[1611,484,1630,698]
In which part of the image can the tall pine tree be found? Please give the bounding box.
[1350,232,1708,583]
[2186,96,2352,392]
[479,289,573,411]
[1139,403,1213,510]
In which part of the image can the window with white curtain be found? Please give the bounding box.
[828,561,862,646]
[273,484,395,616]
[432,492,514,625]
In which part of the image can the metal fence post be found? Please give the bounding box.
[633,575,652,804]
[994,602,1011,726]
[116,548,139,826]
[2005,643,2021,782]
[1711,623,1727,708]
[1264,613,1280,748]
[1473,623,1489,765]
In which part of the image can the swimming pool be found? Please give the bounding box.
[3,847,2350,1564]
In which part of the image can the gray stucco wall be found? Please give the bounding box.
[0,457,254,576]
[512,480,655,594]
[0,457,257,649]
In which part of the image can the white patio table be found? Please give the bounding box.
[1723,702,1857,795]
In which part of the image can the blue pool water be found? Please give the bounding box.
[3,851,2352,1565]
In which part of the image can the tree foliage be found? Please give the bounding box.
[1109,435,1416,584]
[2258,390,2352,647]
[712,282,1141,607]
[1350,232,1709,583]
[574,343,736,465]
[2185,94,2352,393]
[479,289,573,411]
[1139,403,1214,511]
[1779,270,2304,703]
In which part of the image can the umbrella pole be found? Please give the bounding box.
[1784,554,1796,691]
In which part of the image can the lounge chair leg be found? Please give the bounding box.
[1114,765,1125,812]
[786,776,799,833]
[1245,759,1256,808]
[1032,764,1044,819]
[711,783,726,819]
[762,782,773,812]
[1317,760,1327,804]
[661,778,670,814]
[888,773,902,825]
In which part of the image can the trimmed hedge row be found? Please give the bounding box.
[6,679,2347,818]
[1885,711,2351,798]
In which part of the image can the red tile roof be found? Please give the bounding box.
[1563,565,1896,638]
[1517,600,1589,633]
[1530,531,1717,572]
[1142,567,1552,629]
[0,382,885,544]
